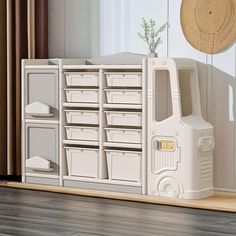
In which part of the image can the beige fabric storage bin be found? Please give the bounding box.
[105,150,141,182]
[65,110,99,125]
[65,88,99,103]
[105,72,142,87]
[65,147,99,178]
[65,126,99,141]
[105,89,142,104]
[105,128,142,144]
[65,72,99,87]
[105,111,142,127]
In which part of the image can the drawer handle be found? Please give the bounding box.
[26,156,53,172]
[25,101,53,117]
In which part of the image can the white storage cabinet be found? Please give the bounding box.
[21,60,145,193]
[61,63,145,194]
[22,60,61,186]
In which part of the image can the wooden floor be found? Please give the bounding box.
[1,182,236,213]
[0,187,235,236]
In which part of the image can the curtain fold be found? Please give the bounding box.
[27,0,35,59]
[35,0,48,58]
[0,0,7,175]
[14,0,28,175]
[7,0,14,175]
[5,0,48,176]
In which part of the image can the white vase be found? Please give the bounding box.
[147,52,158,58]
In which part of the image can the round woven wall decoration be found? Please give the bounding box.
[180,0,236,54]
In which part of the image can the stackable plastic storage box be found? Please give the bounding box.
[105,150,142,182]
[65,72,99,87]
[105,111,142,127]
[65,110,99,125]
[105,72,142,87]
[147,58,214,199]
[65,126,99,141]
[105,89,142,104]
[105,128,142,144]
[65,147,99,178]
[65,88,99,103]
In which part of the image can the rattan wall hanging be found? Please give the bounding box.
[180,0,236,54]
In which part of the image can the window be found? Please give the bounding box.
[178,70,193,117]
[154,70,173,122]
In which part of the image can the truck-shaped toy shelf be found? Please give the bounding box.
[22,58,214,199]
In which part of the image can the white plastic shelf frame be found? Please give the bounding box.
[61,60,146,194]
[22,58,146,194]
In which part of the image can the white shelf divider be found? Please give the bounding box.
[98,69,107,179]
[59,59,65,187]
[103,104,142,109]
[63,140,99,146]
[63,65,142,70]
[141,58,147,194]
[63,102,99,108]
[103,142,142,149]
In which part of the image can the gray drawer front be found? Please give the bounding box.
[26,177,59,186]
[25,69,59,119]
[63,180,142,194]
[25,123,59,174]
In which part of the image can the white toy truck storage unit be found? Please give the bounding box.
[22,58,214,200]
[147,58,214,199]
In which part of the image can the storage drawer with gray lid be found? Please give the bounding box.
[24,69,59,119]
[25,123,59,174]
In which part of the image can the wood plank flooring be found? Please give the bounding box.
[2,182,236,212]
[0,187,235,236]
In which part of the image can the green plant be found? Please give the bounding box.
[138,18,169,54]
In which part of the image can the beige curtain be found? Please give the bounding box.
[0,0,48,176]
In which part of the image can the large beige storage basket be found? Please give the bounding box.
[66,147,99,178]
[105,149,141,182]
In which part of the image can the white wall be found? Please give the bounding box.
[48,0,100,58]
[49,0,236,192]
[100,0,168,57]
